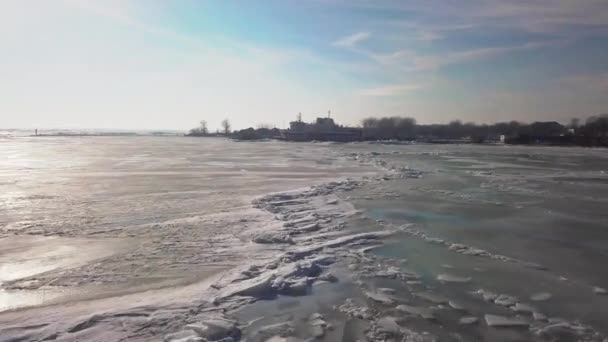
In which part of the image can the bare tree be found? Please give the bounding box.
[361,117,379,129]
[569,118,580,129]
[200,120,209,135]
[257,123,273,129]
[395,117,416,139]
[221,119,231,135]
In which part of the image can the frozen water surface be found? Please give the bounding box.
[1,137,607,341]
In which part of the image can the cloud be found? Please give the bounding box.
[333,31,371,48]
[369,41,557,72]
[357,84,422,97]
[323,0,608,38]
[416,30,443,42]
[468,1,608,32]
[559,73,608,93]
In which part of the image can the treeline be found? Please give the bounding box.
[187,119,282,140]
[187,114,608,146]
[232,127,280,140]
[187,119,232,136]
[361,114,608,146]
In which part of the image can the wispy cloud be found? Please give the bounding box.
[559,73,608,93]
[357,83,422,97]
[416,30,443,42]
[324,0,608,35]
[62,0,331,70]
[368,41,558,72]
[332,31,371,48]
[63,0,214,47]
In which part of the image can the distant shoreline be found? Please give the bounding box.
[28,133,183,137]
[25,134,607,148]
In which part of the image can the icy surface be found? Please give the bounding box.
[2,138,608,341]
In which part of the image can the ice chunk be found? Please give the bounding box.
[530,292,552,301]
[307,314,328,339]
[280,279,309,296]
[378,287,396,294]
[396,304,435,320]
[484,314,529,327]
[164,330,203,342]
[494,294,517,306]
[337,299,373,320]
[307,314,328,338]
[472,289,498,302]
[459,317,479,325]
[365,291,395,305]
[253,232,293,244]
[448,301,466,311]
[535,322,589,339]
[511,303,536,313]
[253,322,295,340]
[376,316,402,335]
[310,324,325,338]
[219,273,276,299]
[288,231,393,260]
[317,272,338,283]
[265,337,304,342]
[414,291,448,304]
[437,273,471,283]
[186,318,241,341]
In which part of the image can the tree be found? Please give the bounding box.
[257,123,273,129]
[506,121,522,136]
[376,117,398,139]
[585,114,608,137]
[361,117,379,129]
[221,119,231,135]
[199,120,209,135]
[395,117,416,139]
[447,120,463,138]
[569,118,580,129]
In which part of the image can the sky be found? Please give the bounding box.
[1,0,608,131]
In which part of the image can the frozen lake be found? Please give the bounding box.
[1,137,607,341]
[0,136,375,311]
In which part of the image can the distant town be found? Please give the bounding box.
[187,113,608,147]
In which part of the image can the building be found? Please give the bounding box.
[281,116,362,142]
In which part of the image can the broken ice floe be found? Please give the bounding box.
[157,155,608,342]
[248,321,295,342]
[365,291,395,306]
[530,292,552,301]
[366,312,437,342]
[459,316,479,325]
[184,318,241,341]
[472,288,606,341]
[436,273,472,283]
[484,314,529,327]
[336,298,374,320]
[412,291,448,304]
[396,304,435,320]
[192,180,396,328]
[307,313,330,338]
[397,224,551,270]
